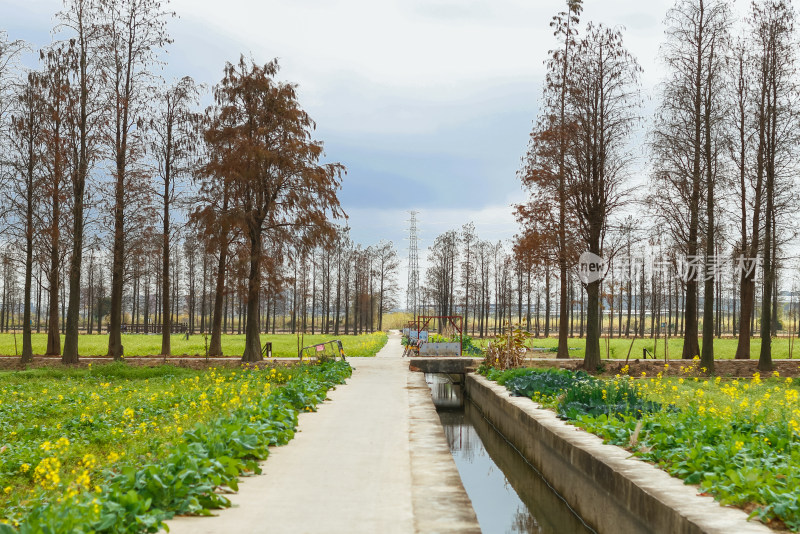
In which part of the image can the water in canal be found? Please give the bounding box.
[426,373,595,534]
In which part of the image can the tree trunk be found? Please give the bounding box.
[242,225,262,362]
[759,159,775,371]
[209,242,227,356]
[107,165,126,360]
[161,198,171,355]
[334,253,341,335]
[639,267,647,339]
[625,247,632,337]
[557,265,569,358]
[21,161,34,363]
[584,279,601,370]
[544,268,551,337]
[378,273,384,331]
[62,174,85,364]
[45,149,63,349]
[201,253,207,333]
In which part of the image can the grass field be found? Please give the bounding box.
[0,332,388,358]
[473,335,800,360]
[0,361,352,531]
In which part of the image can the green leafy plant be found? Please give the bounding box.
[0,361,352,532]
[504,368,591,398]
[557,379,666,420]
[482,365,800,530]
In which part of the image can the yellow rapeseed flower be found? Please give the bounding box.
[33,457,61,490]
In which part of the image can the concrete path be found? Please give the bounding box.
[164,331,479,534]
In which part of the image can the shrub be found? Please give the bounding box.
[483,328,531,370]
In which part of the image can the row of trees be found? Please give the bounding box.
[414,0,800,372]
[514,0,800,372]
[422,223,800,341]
[0,1,398,362]
[0,230,400,345]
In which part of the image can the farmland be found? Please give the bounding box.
[483,362,800,530]
[0,360,352,531]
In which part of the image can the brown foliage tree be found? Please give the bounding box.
[517,0,583,358]
[201,57,345,361]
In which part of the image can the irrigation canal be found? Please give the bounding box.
[427,373,593,534]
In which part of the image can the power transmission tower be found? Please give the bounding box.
[406,211,420,321]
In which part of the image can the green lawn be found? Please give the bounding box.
[473,335,800,359]
[0,332,388,358]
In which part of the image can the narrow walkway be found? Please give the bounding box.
[165,331,478,534]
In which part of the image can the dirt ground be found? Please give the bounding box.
[521,357,800,378]
[3,353,798,378]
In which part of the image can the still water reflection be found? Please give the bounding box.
[427,374,594,534]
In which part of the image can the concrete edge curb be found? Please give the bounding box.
[465,373,772,534]
[407,372,481,534]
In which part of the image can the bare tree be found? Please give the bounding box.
[651,0,730,370]
[7,73,45,362]
[567,24,641,370]
[372,240,399,331]
[58,0,104,363]
[101,0,173,359]
[726,34,760,358]
[751,0,799,370]
[150,76,199,355]
[461,222,477,333]
[426,230,459,329]
[0,32,25,146]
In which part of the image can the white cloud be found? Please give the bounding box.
[7,0,728,272]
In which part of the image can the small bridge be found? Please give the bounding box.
[408,357,482,375]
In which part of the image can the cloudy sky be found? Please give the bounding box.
[5,0,748,287]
